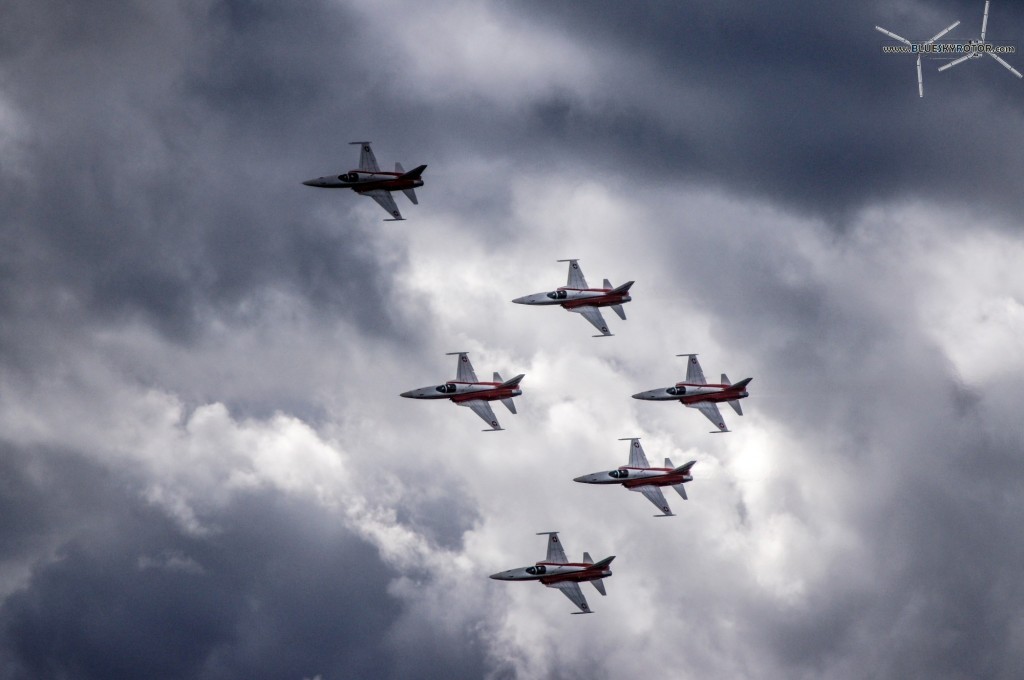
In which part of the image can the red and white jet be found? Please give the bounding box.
[574,438,695,517]
[489,532,614,615]
[512,259,634,337]
[399,352,524,431]
[303,141,426,221]
[632,354,752,433]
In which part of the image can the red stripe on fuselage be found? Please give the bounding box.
[622,474,688,489]
[352,178,423,192]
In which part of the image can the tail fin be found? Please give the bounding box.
[671,460,697,475]
[402,188,419,205]
[610,281,634,295]
[493,372,503,383]
[398,164,427,180]
[729,377,753,390]
[665,457,675,468]
[721,373,730,385]
[395,162,405,173]
[501,398,517,414]
[611,304,626,321]
[499,373,525,389]
[591,578,607,596]
[591,555,615,570]
[603,278,613,289]
[673,484,689,501]
[728,400,743,416]
[582,552,593,565]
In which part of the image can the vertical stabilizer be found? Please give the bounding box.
[582,552,593,564]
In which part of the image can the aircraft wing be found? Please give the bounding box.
[689,401,728,432]
[452,353,479,383]
[682,354,706,385]
[548,581,591,614]
[572,306,611,336]
[626,438,650,468]
[542,532,568,563]
[562,259,588,289]
[353,141,381,172]
[463,399,501,431]
[363,190,403,221]
[635,485,673,516]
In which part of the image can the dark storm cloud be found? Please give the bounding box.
[0,444,491,680]
[0,0,412,347]
[497,0,1024,225]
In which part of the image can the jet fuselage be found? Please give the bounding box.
[512,287,632,310]
[400,381,522,403]
[573,466,693,488]
[489,561,613,585]
[632,382,749,405]
[302,170,425,193]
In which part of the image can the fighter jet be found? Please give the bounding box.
[302,141,426,221]
[512,259,634,337]
[574,438,696,517]
[399,352,524,431]
[632,354,752,433]
[489,532,614,615]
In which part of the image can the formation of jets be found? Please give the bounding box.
[304,142,755,614]
[876,1,1021,98]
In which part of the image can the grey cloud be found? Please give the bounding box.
[0,444,491,680]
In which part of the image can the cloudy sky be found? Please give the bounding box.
[2,0,1024,678]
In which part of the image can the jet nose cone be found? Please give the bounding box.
[511,296,527,304]
[573,475,589,483]
[489,571,511,580]
[399,390,415,398]
[302,178,320,187]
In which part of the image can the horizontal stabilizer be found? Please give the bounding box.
[395,162,404,173]
[603,278,612,289]
[582,552,593,565]
[729,377,752,390]
[499,373,525,389]
[610,280,634,295]
[402,187,419,205]
[728,399,743,416]
[721,373,729,385]
[671,460,697,475]
[493,372,503,383]
[591,578,607,596]
[672,484,688,501]
[398,164,427,180]
[611,304,626,321]
[501,397,517,414]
